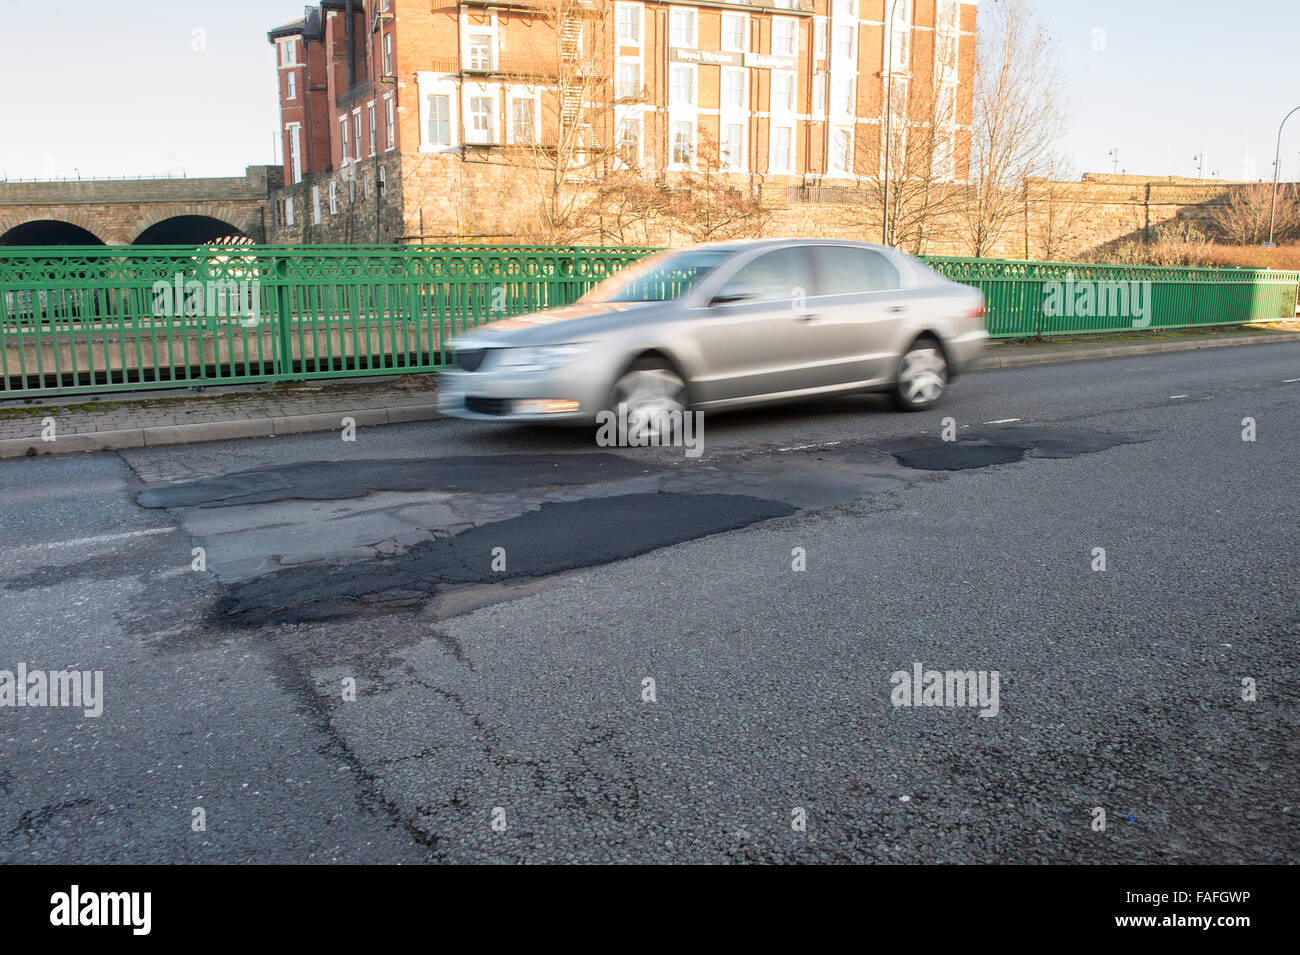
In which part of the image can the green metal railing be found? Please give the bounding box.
[924,257,1300,338]
[1,244,1296,397]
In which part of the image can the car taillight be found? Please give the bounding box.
[970,303,985,318]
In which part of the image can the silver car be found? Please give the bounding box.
[439,240,987,429]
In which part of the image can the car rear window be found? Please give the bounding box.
[812,246,901,295]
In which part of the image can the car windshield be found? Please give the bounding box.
[581,249,732,303]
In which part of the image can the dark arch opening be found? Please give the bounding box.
[134,215,247,246]
[0,219,105,246]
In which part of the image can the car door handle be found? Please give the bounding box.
[888,305,909,314]
[796,312,822,322]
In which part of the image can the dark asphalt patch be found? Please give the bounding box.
[891,427,1137,471]
[212,492,794,628]
[136,453,666,509]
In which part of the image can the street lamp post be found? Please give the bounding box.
[882,0,905,246]
[1268,106,1300,246]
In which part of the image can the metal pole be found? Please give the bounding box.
[882,0,903,246]
[1268,106,1300,245]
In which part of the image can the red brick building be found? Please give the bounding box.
[267,0,977,243]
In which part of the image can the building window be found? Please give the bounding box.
[831,76,853,116]
[834,0,857,18]
[671,121,693,166]
[722,123,744,170]
[427,93,450,146]
[813,73,826,114]
[340,117,350,163]
[933,133,955,180]
[773,0,796,9]
[354,111,363,157]
[468,34,493,71]
[833,24,854,60]
[618,117,641,167]
[617,62,641,99]
[385,96,396,149]
[312,185,321,224]
[832,129,852,174]
[669,8,696,48]
[772,73,795,112]
[937,0,959,33]
[383,33,393,74]
[615,3,641,44]
[773,19,796,57]
[722,69,745,109]
[770,126,792,172]
[368,104,377,154]
[670,65,694,106]
[287,73,296,100]
[815,18,827,60]
[289,125,302,183]
[468,95,493,143]
[511,96,536,144]
[285,196,295,226]
[282,39,297,66]
[889,0,911,70]
[721,13,746,53]
[329,180,338,214]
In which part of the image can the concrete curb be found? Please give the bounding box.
[0,403,440,460]
[980,331,1300,370]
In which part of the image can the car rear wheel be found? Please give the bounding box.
[892,338,948,411]
[609,359,688,444]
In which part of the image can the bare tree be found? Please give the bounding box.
[500,0,616,242]
[1211,182,1300,245]
[961,0,1065,257]
[1028,157,1089,260]
[660,132,771,243]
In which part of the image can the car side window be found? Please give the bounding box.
[813,246,901,295]
[723,247,815,304]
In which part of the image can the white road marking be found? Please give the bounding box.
[1284,378,1300,384]
[1169,395,1189,399]
[983,418,1022,424]
[776,441,843,452]
[11,526,177,553]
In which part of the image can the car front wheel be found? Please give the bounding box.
[892,338,948,411]
[608,359,688,444]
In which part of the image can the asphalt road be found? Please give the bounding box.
[1,343,1297,863]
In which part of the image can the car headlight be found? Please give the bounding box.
[494,343,591,372]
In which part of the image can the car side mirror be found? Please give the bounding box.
[710,283,757,306]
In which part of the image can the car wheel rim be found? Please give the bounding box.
[900,346,947,404]
[613,369,687,441]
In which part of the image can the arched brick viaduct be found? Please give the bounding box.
[0,166,281,245]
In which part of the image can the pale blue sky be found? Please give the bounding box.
[1,0,1297,182]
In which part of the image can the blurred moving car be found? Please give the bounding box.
[439,239,987,430]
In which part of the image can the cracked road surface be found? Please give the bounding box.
[1,343,1298,863]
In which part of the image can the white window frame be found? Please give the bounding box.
[328,180,338,214]
[312,185,321,224]
[285,195,295,226]
[829,125,853,176]
[769,125,793,174]
[464,83,498,145]
[670,63,696,107]
[669,119,695,170]
[467,33,494,72]
[832,23,855,62]
[617,60,642,100]
[286,72,296,100]
[722,122,745,172]
[417,73,459,151]
[615,3,643,46]
[384,94,396,151]
[507,86,540,145]
[368,102,377,155]
[721,68,747,110]
[771,71,796,115]
[288,124,302,183]
[830,76,854,119]
[721,13,747,53]
[383,32,393,75]
[340,116,350,164]
[615,113,643,169]
[353,109,363,159]
[669,7,697,48]
[772,17,798,58]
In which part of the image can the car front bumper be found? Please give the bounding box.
[437,365,609,424]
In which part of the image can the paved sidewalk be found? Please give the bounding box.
[0,375,439,459]
[2,328,1298,459]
